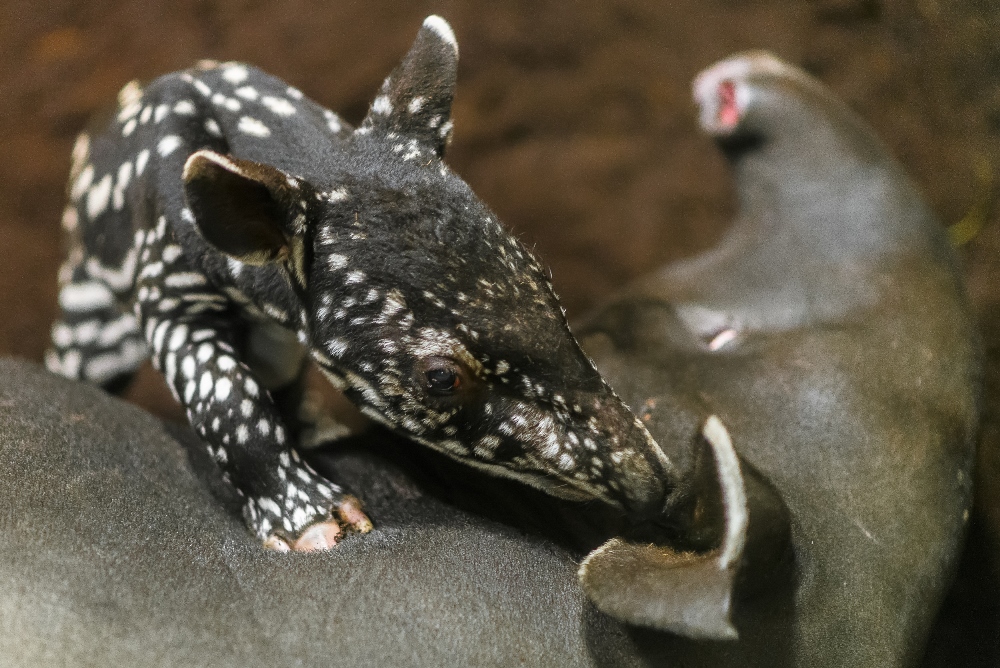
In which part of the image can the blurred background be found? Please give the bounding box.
[1,0,998,663]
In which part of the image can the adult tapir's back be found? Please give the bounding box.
[577,53,980,666]
[681,285,975,665]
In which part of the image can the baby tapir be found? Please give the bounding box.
[45,16,677,552]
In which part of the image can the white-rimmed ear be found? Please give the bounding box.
[578,415,792,639]
[182,149,305,266]
[358,15,459,157]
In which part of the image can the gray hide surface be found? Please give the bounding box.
[0,359,646,668]
[574,53,981,666]
[0,52,981,667]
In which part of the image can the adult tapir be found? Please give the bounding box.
[576,52,981,667]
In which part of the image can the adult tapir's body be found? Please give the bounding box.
[46,16,676,551]
[577,54,981,665]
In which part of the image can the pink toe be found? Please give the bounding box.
[337,496,374,533]
[293,520,342,552]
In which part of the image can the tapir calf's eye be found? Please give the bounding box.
[425,367,460,395]
[418,356,469,398]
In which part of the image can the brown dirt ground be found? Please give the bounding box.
[1,0,998,663]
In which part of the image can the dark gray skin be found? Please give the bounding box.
[0,359,640,668]
[45,16,674,551]
[575,53,981,666]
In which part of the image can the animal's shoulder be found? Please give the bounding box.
[139,62,352,175]
[151,64,292,107]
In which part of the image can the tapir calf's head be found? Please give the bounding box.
[182,16,675,521]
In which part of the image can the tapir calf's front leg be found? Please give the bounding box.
[145,310,371,551]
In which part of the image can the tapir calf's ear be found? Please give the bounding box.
[182,150,299,265]
[359,15,459,157]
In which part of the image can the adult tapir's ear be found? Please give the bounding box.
[182,149,305,266]
[358,15,459,157]
[578,416,792,639]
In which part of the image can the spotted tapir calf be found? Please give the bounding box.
[45,16,678,552]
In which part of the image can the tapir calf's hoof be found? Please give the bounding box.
[336,495,374,534]
[263,495,373,553]
[292,521,343,552]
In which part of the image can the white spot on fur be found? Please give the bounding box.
[71,164,94,201]
[61,207,78,232]
[327,338,348,357]
[117,81,143,114]
[193,79,212,97]
[158,298,180,312]
[70,134,89,176]
[191,329,214,342]
[261,95,296,116]
[86,174,113,219]
[168,324,189,352]
[222,64,249,84]
[182,355,196,379]
[323,109,343,133]
[215,377,232,401]
[196,343,213,363]
[162,245,183,263]
[135,149,150,176]
[99,319,139,350]
[52,323,73,348]
[112,162,132,211]
[164,272,208,288]
[138,261,163,279]
[238,116,271,137]
[199,371,214,399]
[157,135,182,157]
[372,95,392,115]
[234,86,258,101]
[152,321,171,353]
[173,99,196,115]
